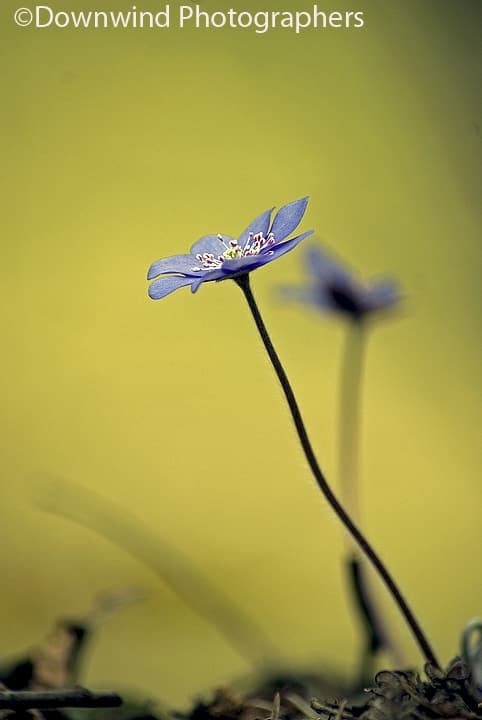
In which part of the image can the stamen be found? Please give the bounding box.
[192,231,276,272]
[217,234,230,250]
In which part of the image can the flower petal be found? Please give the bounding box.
[277,284,315,304]
[278,284,334,310]
[147,254,199,280]
[366,279,400,311]
[269,197,309,243]
[148,275,194,300]
[219,255,267,274]
[268,229,314,260]
[191,268,226,292]
[190,235,234,256]
[237,208,273,248]
[304,246,350,283]
[220,230,313,276]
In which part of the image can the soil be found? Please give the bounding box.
[2,654,481,720]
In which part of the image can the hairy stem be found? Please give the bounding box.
[235,273,439,669]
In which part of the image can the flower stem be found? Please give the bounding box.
[235,273,440,669]
[339,324,365,537]
[339,324,405,671]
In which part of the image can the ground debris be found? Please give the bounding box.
[309,657,482,720]
[176,658,482,720]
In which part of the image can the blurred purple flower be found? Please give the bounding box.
[147,197,313,300]
[279,245,400,322]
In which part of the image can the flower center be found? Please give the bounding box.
[326,283,365,318]
[192,232,275,271]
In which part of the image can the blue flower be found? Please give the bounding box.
[280,245,400,322]
[147,197,313,300]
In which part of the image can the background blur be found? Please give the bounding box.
[1,0,481,707]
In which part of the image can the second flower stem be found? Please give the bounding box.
[339,324,405,674]
[235,273,440,670]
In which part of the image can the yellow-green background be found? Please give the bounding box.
[1,0,481,707]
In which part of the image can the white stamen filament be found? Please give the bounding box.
[192,232,276,272]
